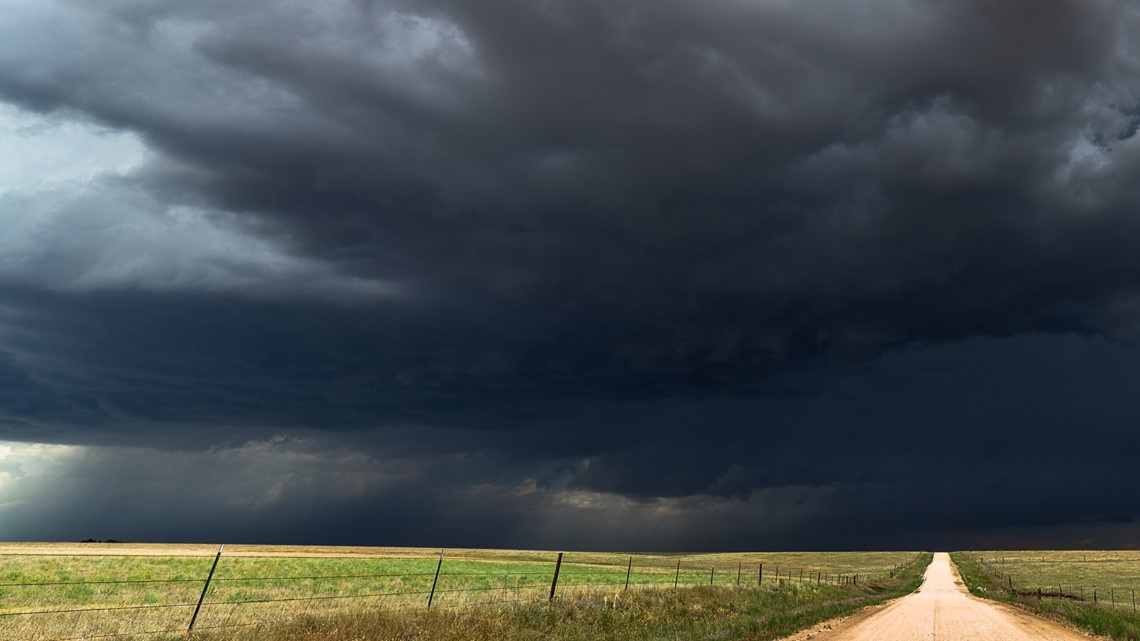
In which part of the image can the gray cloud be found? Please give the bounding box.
[1,0,1140,548]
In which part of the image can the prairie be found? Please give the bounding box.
[964,550,1140,596]
[952,552,1140,641]
[0,543,926,640]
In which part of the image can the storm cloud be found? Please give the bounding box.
[1,0,1140,549]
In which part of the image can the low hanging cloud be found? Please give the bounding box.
[3,428,1138,550]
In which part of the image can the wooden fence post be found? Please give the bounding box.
[675,560,680,589]
[549,553,563,601]
[625,557,632,590]
[758,563,763,587]
[188,545,224,632]
[428,549,445,608]
[737,562,742,587]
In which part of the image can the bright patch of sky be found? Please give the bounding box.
[0,103,397,300]
[0,102,147,196]
[0,441,80,509]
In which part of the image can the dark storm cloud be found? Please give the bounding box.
[2,0,1140,548]
[5,2,1140,337]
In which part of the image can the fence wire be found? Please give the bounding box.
[965,555,1139,613]
[0,550,903,641]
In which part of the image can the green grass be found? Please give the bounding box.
[189,552,934,641]
[963,550,1140,595]
[952,552,1140,641]
[0,544,926,640]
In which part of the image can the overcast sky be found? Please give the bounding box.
[2,0,1140,551]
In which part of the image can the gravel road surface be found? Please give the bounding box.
[782,552,1098,640]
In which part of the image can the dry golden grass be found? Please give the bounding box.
[953,552,1140,640]
[965,550,1140,595]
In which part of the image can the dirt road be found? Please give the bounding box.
[783,553,1098,641]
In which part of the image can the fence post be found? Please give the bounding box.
[675,560,680,589]
[710,566,714,585]
[549,553,563,601]
[625,557,632,590]
[737,562,742,587]
[799,569,803,584]
[428,548,445,608]
[759,563,763,587]
[1094,587,1097,604]
[188,544,223,632]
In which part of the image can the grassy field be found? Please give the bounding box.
[952,552,1140,641]
[0,543,926,640]
[190,552,935,641]
[963,550,1140,597]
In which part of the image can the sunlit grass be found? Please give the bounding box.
[0,543,925,640]
[964,550,1140,594]
[189,553,934,641]
[953,552,1140,641]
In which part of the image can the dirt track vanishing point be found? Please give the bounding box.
[783,552,1097,641]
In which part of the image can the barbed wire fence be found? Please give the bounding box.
[965,555,1139,613]
[0,548,904,641]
